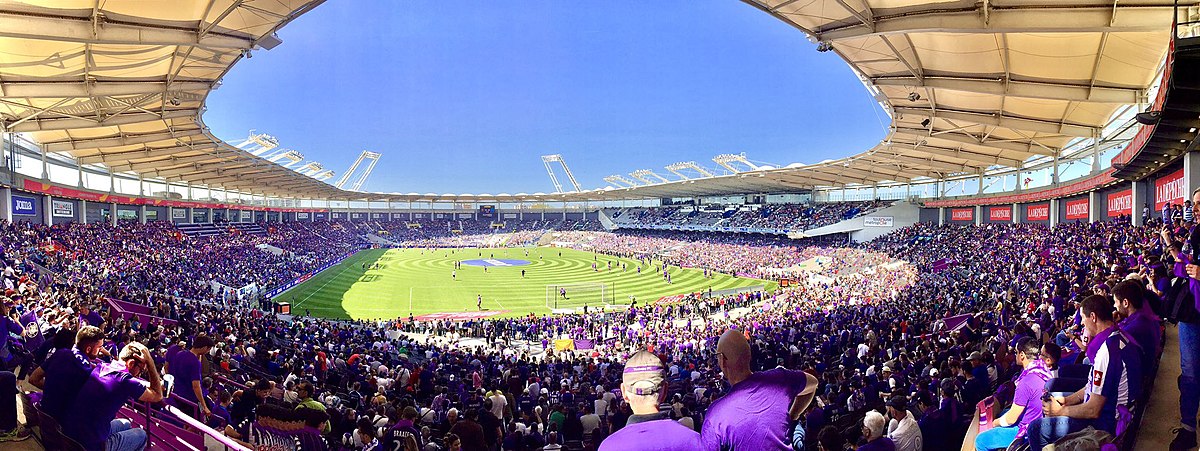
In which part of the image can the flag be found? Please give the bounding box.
[18,310,43,351]
[553,339,575,351]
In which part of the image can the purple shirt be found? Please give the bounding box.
[856,437,897,451]
[39,347,95,421]
[168,350,203,403]
[700,368,808,451]
[599,413,700,451]
[1012,361,1053,438]
[63,365,149,451]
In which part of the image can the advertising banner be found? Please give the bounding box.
[51,199,73,217]
[1026,203,1050,221]
[988,206,1012,222]
[11,195,36,216]
[1155,168,1185,211]
[1065,198,1090,220]
[1107,189,1133,216]
[950,208,974,221]
[172,208,187,219]
[863,216,894,227]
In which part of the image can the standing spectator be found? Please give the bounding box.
[449,408,487,451]
[700,329,818,451]
[885,396,921,451]
[168,334,214,418]
[1173,188,1200,450]
[1029,295,1141,449]
[63,342,165,451]
[598,350,700,451]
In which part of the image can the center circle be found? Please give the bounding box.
[460,259,531,267]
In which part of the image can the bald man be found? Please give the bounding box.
[701,329,819,451]
[599,351,700,451]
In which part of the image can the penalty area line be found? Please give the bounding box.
[293,260,361,309]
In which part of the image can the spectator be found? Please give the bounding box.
[858,411,895,451]
[885,396,921,451]
[700,329,818,451]
[449,408,487,451]
[168,334,214,418]
[599,350,700,451]
[63,342,165,451]
[28,325,105,422]
[1113,279,1161,374]
[973,337,1052,451]
[1029,295,1141,449]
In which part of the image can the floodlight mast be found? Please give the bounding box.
[540,154,583,193]
[631,169,669,183]
[335,152,368,188]
[666,161,714,178]
[712,153,760,173]
[234,130,279,156]
[604,175,638,188]
[350,152,381,191]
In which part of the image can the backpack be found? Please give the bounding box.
[1164,275,1200,324]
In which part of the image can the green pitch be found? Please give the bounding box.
[276,247,776,320]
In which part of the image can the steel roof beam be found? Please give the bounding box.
[817,5,1174,42]
[0,11,255,50]
[0,81,211,98]
[109,154,237,173]
[893,107,1099,137]
[76,142,218,165]
[862,154,972,173]
[43,129,205,153]
[887,140,1025,167]
[5,110,195,133]
[892,127,1049,157]
[874,75,1143,104]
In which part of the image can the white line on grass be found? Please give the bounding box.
[293,259,361,309]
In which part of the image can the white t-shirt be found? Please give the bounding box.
[489,393,507,418]
[886,411,923,451]
[579,413,601,434]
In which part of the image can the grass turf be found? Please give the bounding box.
[275,247,776,320]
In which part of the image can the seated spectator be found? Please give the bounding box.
[63,342,165,451]
[1028,295,1141,449]
[28,325,105,422]
[885,396,921,451]
[973,337,1052,451]
[598,350,700,451]
[1113,279,1162,373]
[858,410,895,451]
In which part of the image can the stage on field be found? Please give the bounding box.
[273,247,776,320]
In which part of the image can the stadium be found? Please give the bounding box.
[0,1,1197,451]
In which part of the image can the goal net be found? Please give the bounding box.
[546,282,609,311]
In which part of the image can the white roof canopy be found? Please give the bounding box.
[0,0,1188,202]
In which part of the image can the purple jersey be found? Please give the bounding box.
[599,415,700,451]
[39,347,95,421]
[63,365,149,451]
[1012,361,1052,438]
[700,368,808,451]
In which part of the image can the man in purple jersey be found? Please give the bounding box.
[973,337,1052,451]
[167,334,214,419]
[701,329,819,451]
[63,342,165,451]
[1029,295,1141,450]
[598,350,700,451]
[28,325,105,422]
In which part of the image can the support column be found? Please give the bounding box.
[1052,156,1061,184]
[79,200,87,224]
[1049,198,1060,228]
[1012,203,1019,224]
[187,207,195,224]
[1184,151,1200,199]
[76,160,84,188]
[938,207,945,226]
[40,145,48,180]
[110,202,117,226]
[1091,131,1102,174]
[139,205,147,224]
[42,195,52,225]
[1089,191,1099,223]
[975,205,982,226]
[1132,180,1148,226]
[978,174,985,195]
[208,208,213,223]
[0,187,12,224]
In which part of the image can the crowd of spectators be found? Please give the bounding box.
[0,197,1190,451]
[607,200,887,232]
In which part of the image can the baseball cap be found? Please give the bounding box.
[622,350,666,396]
[887,395,908,410]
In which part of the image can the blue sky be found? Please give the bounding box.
[204,1,888,194]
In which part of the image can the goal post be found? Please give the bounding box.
[546,282,609,311]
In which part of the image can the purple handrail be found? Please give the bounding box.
[163,405,252,451]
